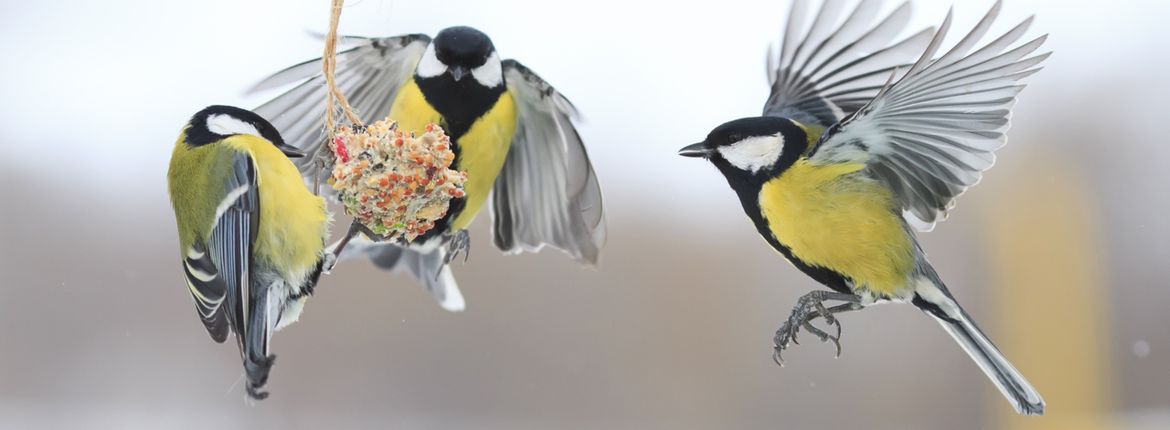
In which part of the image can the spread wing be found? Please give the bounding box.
[764,0,934,128]
[251,34,431,176]
[492,60,606,264]
[808,0,1050,230]
[181,152,258,352]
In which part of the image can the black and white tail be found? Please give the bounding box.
[242,279,275,400]
[913,277,1045,415]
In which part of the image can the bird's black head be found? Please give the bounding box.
[679,116,810,185]
[417,26,502,87]
[435,26,494,69]
[184,105,304,158]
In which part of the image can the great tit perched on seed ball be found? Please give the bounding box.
[679,0,1049,415]
[167,105,331,399]
[249,26,606,312]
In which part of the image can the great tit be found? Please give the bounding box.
[249,26,606,311]
[679,0,1049,415]
[167,105,331,399]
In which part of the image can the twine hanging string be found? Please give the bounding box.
[322,0,366,260]
[312,0,363,196]
[317,0,466,259]
[323,0,362,130]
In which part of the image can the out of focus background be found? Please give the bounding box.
[1,0,1167,428]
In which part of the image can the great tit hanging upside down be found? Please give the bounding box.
[168,105,331,399]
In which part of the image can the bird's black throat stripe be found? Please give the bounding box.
[415,75,505,140]
[408,75,505,243]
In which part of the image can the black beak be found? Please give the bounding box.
[450,66,468,82]
[277,142,306,158]
[678,142,712,158]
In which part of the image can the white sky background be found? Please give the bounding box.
[2,3,1170,425]
[0,0,1168,221]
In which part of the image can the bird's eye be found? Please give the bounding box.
[727,133,743,142]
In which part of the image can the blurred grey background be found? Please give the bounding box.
[1,0,1167,428]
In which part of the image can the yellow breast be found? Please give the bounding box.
[389,79,517,230]
[223,135,329,280]
[758,160,914,295]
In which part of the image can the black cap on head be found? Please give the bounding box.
[433,26,495,69]
[680,116,809,181]
[185,105,304,158]
[704,117,796,150]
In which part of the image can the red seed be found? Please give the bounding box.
[333,138,350,163]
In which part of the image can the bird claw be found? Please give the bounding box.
[814,301,837,328]
[801,320,842,358]
[772,312,806,364]
[770,291,861,365]
[772,347,786,367]
[444,230,471,265]
[322,252,338,274]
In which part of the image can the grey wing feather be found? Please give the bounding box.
[251,34,431,176]
[764,0,935,128]
[205,153,278,398]
[182,241,229,342]
[493,59,606,265]
[200,153,259,358]
[809,0,1050,230]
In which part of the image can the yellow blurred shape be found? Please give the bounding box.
[983,151,1114,429]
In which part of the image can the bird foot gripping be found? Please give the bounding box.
[772,291,863,366]
[443,229,471,265]
[323,222,365,275]
[322,252,338,275]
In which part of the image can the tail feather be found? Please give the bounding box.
[338,236,466,312]
[914,279,1045,416]
[242,279,275,400]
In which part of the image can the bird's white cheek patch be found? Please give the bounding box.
[471,51,503,87]
[718,134,785,173]
[207,114,261,138]
[416,44,447,78]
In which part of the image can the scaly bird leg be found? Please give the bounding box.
[772,291,863,366]
[312,142,333,197]
[444,229,471,265]
[324,222,363,274]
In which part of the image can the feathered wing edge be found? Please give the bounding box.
[251,34,431,184]
[492,60,606,265]
[809,0,1050,231]
[764,0,935,127]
